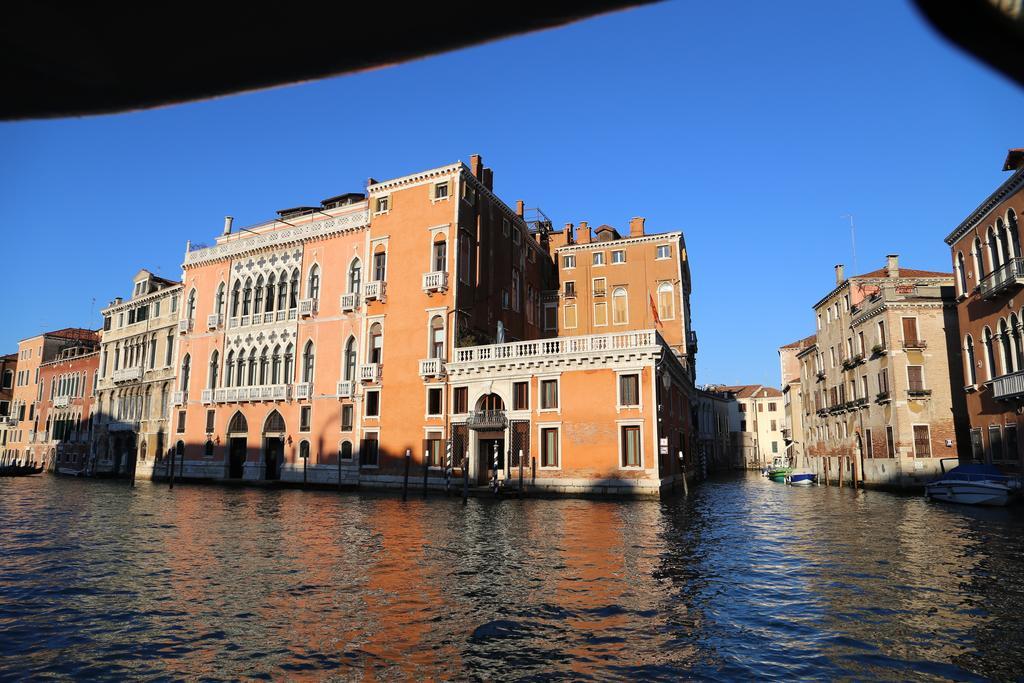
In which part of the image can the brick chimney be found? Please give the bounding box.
[835,264,844,285]
[515,200,524,217]
[482,167,493,190]
[886,254,899,278]
[470,154,483,178]
[564,223,575,245]
[577,221,591,244]
[629,217,645,237]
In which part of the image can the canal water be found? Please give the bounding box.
[1,473,1022,681]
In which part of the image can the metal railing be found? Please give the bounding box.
[452,330,658,365]
[993,369,1024,400]
[422,271,449,292]
[467,409,508,431]
[980,257,1024,299]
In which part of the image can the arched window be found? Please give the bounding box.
[430,316,444,359]
[235,350,246,387]
[204,440,214,456]
[276,270,289,311]
[299,440,310,462]
[999,319,1012,376]
[259,346,269,385]
[989,226,1002,272]
[974,237,986,280]
[1010,209,1021,259]
[302,341,315,382]
[264,410,285,434]
[181,354,191,393]
[965,335,977,386]
[657,282,675,320]
[369,323,383,364]
[998,218,1013,261]
[228,411,248,434]
[955,251,967,295]
[271,345,282,384]
[215,282,226,318]
[247,348,257,385]
[373,249,387,282]
[225,350,235,387]
[242,278,253,316]
[612,287,628,324]
[254,275,265,315]
[348,258,362,295]
[343,337,357,381]
[266,274,276,313]
[231,281,241,317]
[983,327,996,381]
[289,269,299,309]
[308,264,320,300]
[209,350,220,389]
[1013,313,1024,373]
[187,289,197,321]
[283,344,294,382]
[341,441,353,460]
[432,238,447,273]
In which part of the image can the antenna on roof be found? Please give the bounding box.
[841,214,857,274]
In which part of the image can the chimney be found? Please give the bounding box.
[482,167,493,190]
[564,223,575,245]
[887,254,899,278]
[577,221,591,244]
[223,216,234,235]
[515,200,524,217]
[835,264,844,285]
[470,154,483,178]
[629,217,645,237]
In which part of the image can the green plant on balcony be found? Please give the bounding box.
[871,344,886,356]
[876,390,890,402]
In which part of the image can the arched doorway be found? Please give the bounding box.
[263,410,286,480]
[472,393,506,485]
[227,412,248,479]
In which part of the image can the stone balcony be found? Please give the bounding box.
[358,364,380,382]
[172,391,185,405]
[336,380,353,398]
[207,313,223,329]
[213,385,290,403]
[113,366,143,383]
[340,292,359,312]
[53,395,70,408]
[298,298,317,317]
[419,357,444,378]
[178,319,192,335]
[294,382,312,400]
[422,271,449,293]
[364,281,385,302]
[980,257,1024,299]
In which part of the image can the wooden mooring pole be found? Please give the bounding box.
[402,449,411,501]
[422,448,430,497]
[518,449,524,498]
[679,450,689,496]
[462,452,469,505]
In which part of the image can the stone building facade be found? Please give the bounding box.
[93,270,182,479]
[168,156,698,496]
[943,149,1024,470]
[693,386,738,473]
[799,256,967,488]
[706,384,783,469]
[779,334,815,469]
[37,343,100,474]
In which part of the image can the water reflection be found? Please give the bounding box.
[1,474,1022,680]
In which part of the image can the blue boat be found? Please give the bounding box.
[787,472,817,486]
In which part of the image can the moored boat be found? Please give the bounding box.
[787,472,817,486]
[925,460,1020,507]
[765,456,792,482]
[0,464,44,477]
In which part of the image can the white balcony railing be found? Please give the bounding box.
[358,364,380,382]
[212,385,290,403]
[340,292,359,312]
[422,271,449,293]
[298,298,317,317]
[113,366,143,383]
[201,389,213,404]
[178,319,192,335]
[419,358,444,377]
[207,313,223,329]
[364,281,385,302]
[53,395,70,408]
[981,257,1024,299]
[294,382,312,400]
[172,391,185,405]
[993,370,1024,401]
[451,330,659,365]
[337,380,353,398]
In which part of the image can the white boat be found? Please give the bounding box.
[925,459,1020,507]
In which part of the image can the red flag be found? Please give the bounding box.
[649,292,663,328]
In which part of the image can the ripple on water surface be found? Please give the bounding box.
[1,474,1023,680]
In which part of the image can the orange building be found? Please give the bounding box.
[0,352,17,462]
[169,156,697,496]
[5,328,99,468]
[36,342,101,475]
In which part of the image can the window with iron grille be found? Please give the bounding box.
[913,425,931,457]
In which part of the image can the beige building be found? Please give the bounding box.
[93,270,182,478]
[708,384,784,468]
[779,334,815,469]
[799,255,968,488]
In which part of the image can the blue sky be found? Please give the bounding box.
[1,1,1021,386]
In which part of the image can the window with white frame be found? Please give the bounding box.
[611,250,626,264]
[433,182,449,200]
[563,254,576,269]
[564,304,578,329]
[612,287,628,324]
[374,195,389,214]
[656,245,671,259]
[540,379,559,410]
[593,252,605,266]
[618,373,640,407]
[620,424,642,467]
[540,426,559,468]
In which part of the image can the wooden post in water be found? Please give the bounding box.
[838,456,843,488]
[168,448,175,490]
[461,452,469,505]
[422,448,430,497]
[491,442,499,497]
[518,449,524,498]
[679,450,689,496]
[402,449,411,501]
[337,449,342,492]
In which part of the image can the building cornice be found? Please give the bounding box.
[101,283,183,316]
[367,163,462,194]
[944,167,1024,245]
[555,232,683,252]
[183,210,369,268]
[812,275,951,311]
[40,350,100,369]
